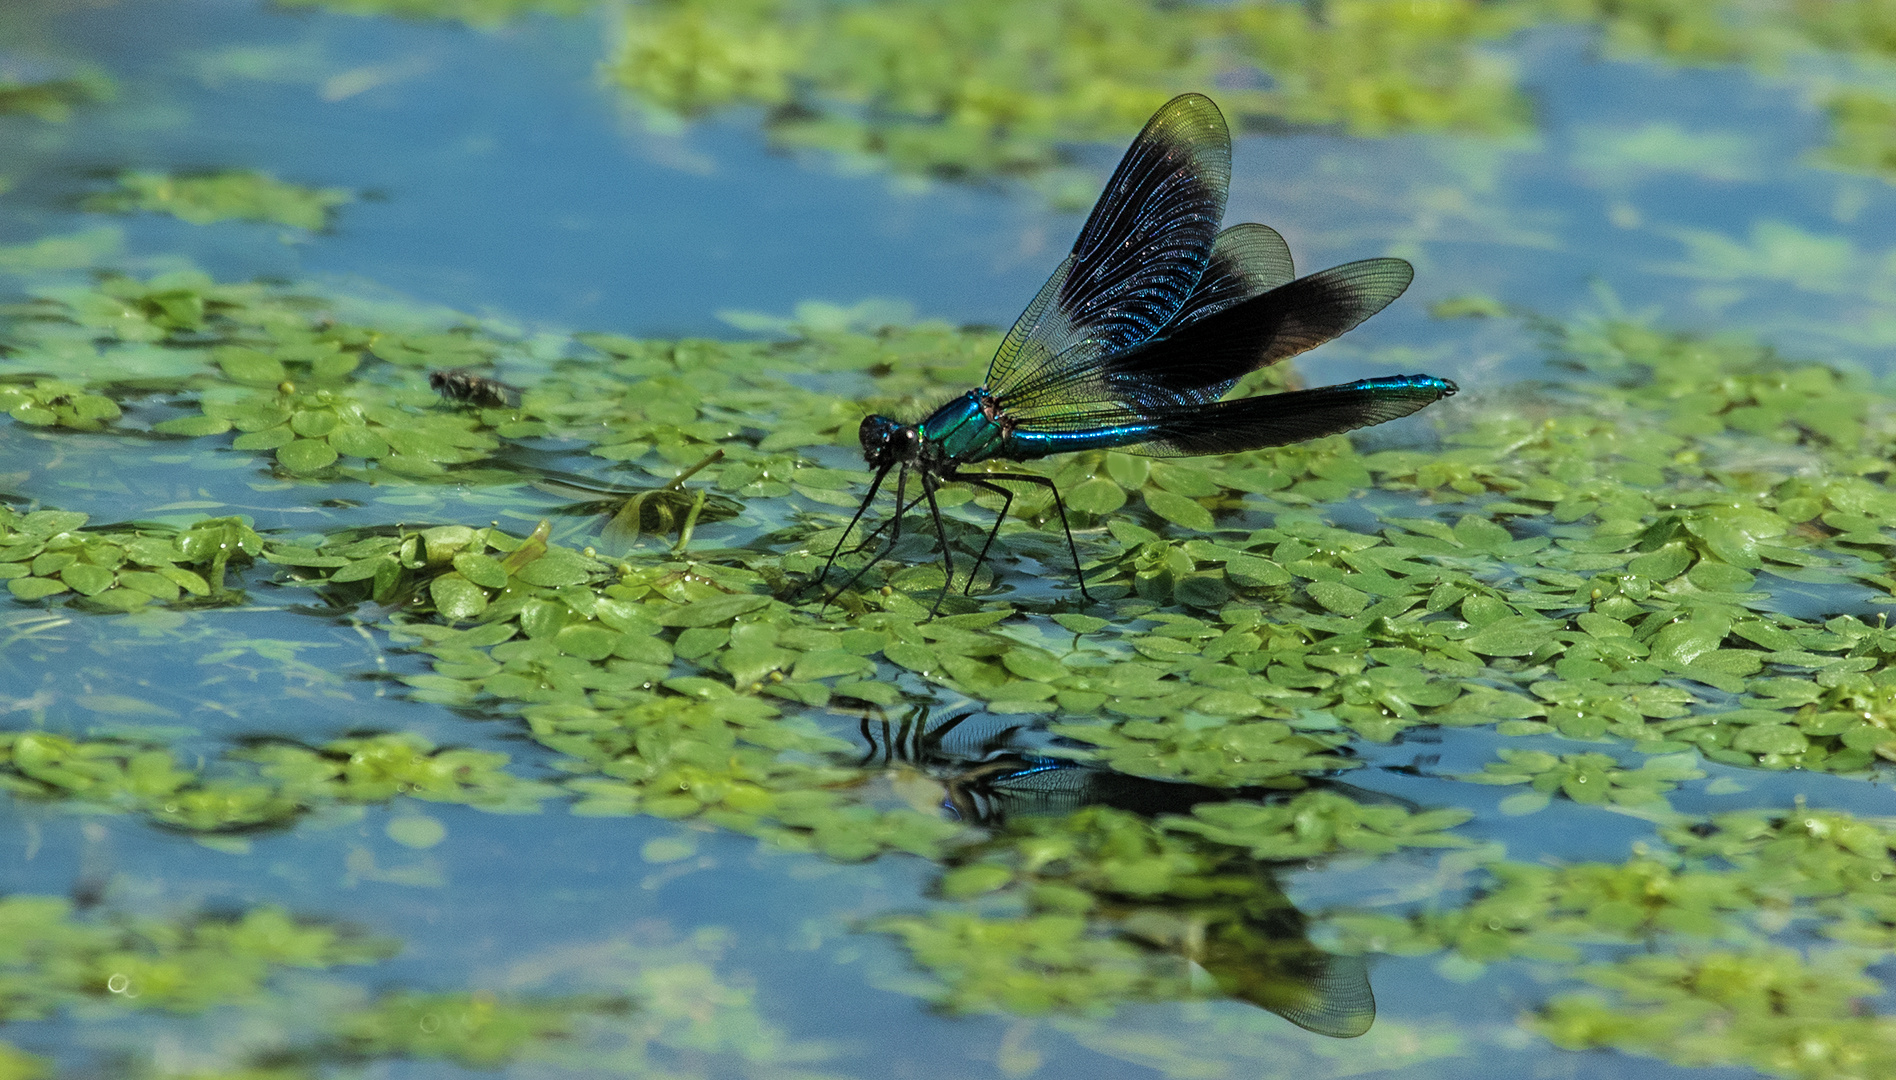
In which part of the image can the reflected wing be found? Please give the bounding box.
[1272,953,1376,1039]
[1162,222,1295,332]
[1209,948,1377,1039]
[985,94,1230,403]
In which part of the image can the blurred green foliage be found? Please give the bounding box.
[611,0,1532,192]
[0,728,556,831]
[0,896,391,1018]
[82,172,351,231]
[271,0,594,28]
[0,890,800,1079]
[251,0,1896,187]
[0,74,110,122]
[599,0,1896,188]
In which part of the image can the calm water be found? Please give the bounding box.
[3,2,1894,1079]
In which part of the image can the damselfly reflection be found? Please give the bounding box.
[855,704,1380,1038]
[859,705,1249,824]
[812,93,1454,615]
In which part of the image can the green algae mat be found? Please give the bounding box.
[5,1,1896,1078]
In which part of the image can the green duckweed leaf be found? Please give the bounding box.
[1144,490,1214,532]
[554,624,621,661]
[657,593,771,627]
[58,563,115,596]
[1066,477,1126,515]
[153,414,233,437]
[277,438,339,474]
[429,573,489,622]
[84,170,350,230]
[8,577,68,601]
[217,347,288,386]
[452,552,509,589]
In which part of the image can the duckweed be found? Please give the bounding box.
[0,729,556,832]
[597,0,1896,188]
[275,0,597,28]
[1538,947,1893,1080]
[82,171,351,231]
[0,891,778,1077]
[264,0,1896,193]
[1461,749,1706,814]
[13,268,1896,789]
[878,795,1463,1018]
[12,158,1896,1067]
[609,0,1532,188]
[0,896,391,1019]
[0,74,110,122]
[335,991,627,1067]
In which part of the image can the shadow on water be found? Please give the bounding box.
[850,702,1380,1039]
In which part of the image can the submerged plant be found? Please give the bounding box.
[82,170,352,231]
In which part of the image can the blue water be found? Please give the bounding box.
[5,2,1895,1078]
[10,6,1892,377]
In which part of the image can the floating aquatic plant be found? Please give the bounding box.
[82,171,352,231]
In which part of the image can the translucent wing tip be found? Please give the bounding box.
[1284,256,1415,339]
[1334,256,1415,309]
[1215,222,1294,283]
[1117,92,1231,201]
[1268,953,1377,1039]
[1148,92,1228,139]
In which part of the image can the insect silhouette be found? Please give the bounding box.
[428,368,515,409]
[852,703,1379,1037]
[815,93,1456,614]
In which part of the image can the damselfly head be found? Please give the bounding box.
[858,414,917,468]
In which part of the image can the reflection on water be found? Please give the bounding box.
[5,1,1896,1079]
[854,704,1377,1039]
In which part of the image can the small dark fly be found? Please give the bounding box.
[428,368,515,409]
